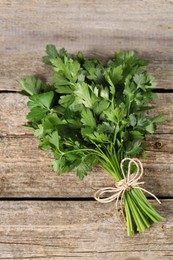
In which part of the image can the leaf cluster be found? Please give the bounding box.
[19,45,165,180]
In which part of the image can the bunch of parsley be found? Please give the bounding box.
[19,45,165,235]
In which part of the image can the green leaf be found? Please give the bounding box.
[104,102,127,123]
[125,141,142,156]
[75,82,96,108]
[48,131,60,149]
[146,123,155,133]
[133,73,146,89]
[87,132,109,143]
[81,108,96,128]
[18,76,42,96]
[77,51,84,61]
[76,155,96,180]
[152,115,166,124]
[129,114,137,127]
[46,44,58,58]
[28,91,54,109]
[54,73,71,88]
[76,164,88,180]
[54,153,82,174]
[39,138,51,151]
[109,65,123,85]
[55,84,73,94]
[50,57,65,71]
[51,159,59,172]
[81,126,93,139]
[130,131,144,141]
[66,119,81,128]
[94,99,110,115]
[44,114,61,127]
[27,107,48,121]
[83,59,104,83]
[97,122,115,134]
[100,87,109,99]
[59,95,75,108]
[59,48,70,59]
[51,56,80,84]
[34,124,44,138]
[104,70,115,96]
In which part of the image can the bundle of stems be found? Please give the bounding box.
[92,147,163,236]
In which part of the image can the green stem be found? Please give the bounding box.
[123,188,163,235]
[60,146,121,179]
[126,192,145,232]
[71,147,164,236]
[124,193,134,236]
[103,154,163,235]
[128,191,151,230]
[132,189,163,222]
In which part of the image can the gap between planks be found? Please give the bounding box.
[0,197,172,201]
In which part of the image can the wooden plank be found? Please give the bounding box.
[1,0,173,90]
[0,93,29,137]
[0,200,172,259]
[0,93,172,136]
[0,134,172,198]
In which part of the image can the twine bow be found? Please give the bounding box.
[94,158,161,210]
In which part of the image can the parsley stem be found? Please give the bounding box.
[59,147,119,178]
[123,188,163,235]
[124,193,134,236]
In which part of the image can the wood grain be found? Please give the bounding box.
[0,134,172,198]
[0,93,172,136]
[1,0,173,90]
[0,89,172,197]
[0,200,172,259]
[0,0,173,258]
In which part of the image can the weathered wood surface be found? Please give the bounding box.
[0,93,172,136]
[1,0,173,91]
[0,92,172,198]
[0,200,172,260]
[0,134,173,198]
[0,91,172,198]
[0,0,173,258]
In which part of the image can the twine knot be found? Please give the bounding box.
[94,158,161,209]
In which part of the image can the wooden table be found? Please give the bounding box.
[0,1,173,259]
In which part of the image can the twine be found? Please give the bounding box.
[94,158,161,210]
